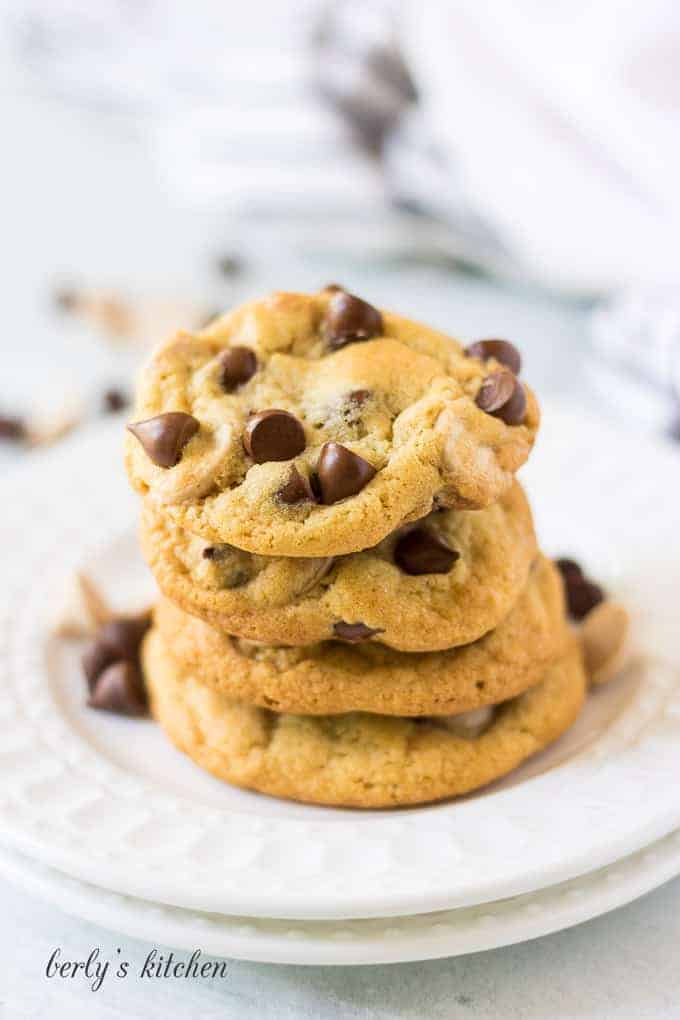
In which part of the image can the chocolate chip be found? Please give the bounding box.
[323,292,383,350]
[98,614,152,663]
[348,389,371,406]
[83,613,151,714]
[475,371,527,425]
[0,415,26,441]
[556,558,606,620]
[127,412,200,468]
[475,370,515,413]
[88,661,148,717]
[202,545,238,565]
[322,283,345,292]
[243,409,306,463]
[218,346,257,391]
[556,558,584,583]
[82,640,120,693]
[333,621,384,643]
[465,339,522,375]
[394,528,460,575]
[309,471,323,502]
[495,380,527,425]
[102,388,129,413]
[565,579,605,620]
[277,465,317,504]
[316,442,376,504]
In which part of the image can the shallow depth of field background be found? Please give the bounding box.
[2,0,679,460]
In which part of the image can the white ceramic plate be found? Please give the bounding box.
[2,827,680,965]
[0,406,679,921]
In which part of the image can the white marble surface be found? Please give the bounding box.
[1,26,678,1020]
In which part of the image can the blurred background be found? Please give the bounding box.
[2,0,680,456]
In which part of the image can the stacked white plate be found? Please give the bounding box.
[1,404,679,965]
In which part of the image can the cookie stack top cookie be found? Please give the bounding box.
[125,288,539,559]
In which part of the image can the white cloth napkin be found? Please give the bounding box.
[317,0,680,431]
[9,0,680,292]
[383,0,680,293]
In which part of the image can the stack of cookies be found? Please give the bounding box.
[124,287,587,808]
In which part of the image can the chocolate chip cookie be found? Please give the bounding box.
[140,481,536,651]
[125,289,539,557]
[152,555,566,716]
[144,630,585,807]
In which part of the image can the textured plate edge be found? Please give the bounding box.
[2,828,680,966]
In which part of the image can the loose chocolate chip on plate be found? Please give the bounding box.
[333,621,384,643]
[82,639,120,693]
[394,528,460,575]
[243,409,306,463]
[88,661,148,717]
[556,558,606,620]
[83,612,151,712]
[565,578,605,621]
[323,292,383,350]
[475,370,527,425]
[218,346,257,391]
[556,558,584,583]
[97,613,152,663]
[127,412,200,468]
[465,339,522,376]
[277,465,317,505]
[316,442,376,504]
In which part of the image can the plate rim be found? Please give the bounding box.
[1,827,680,965]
